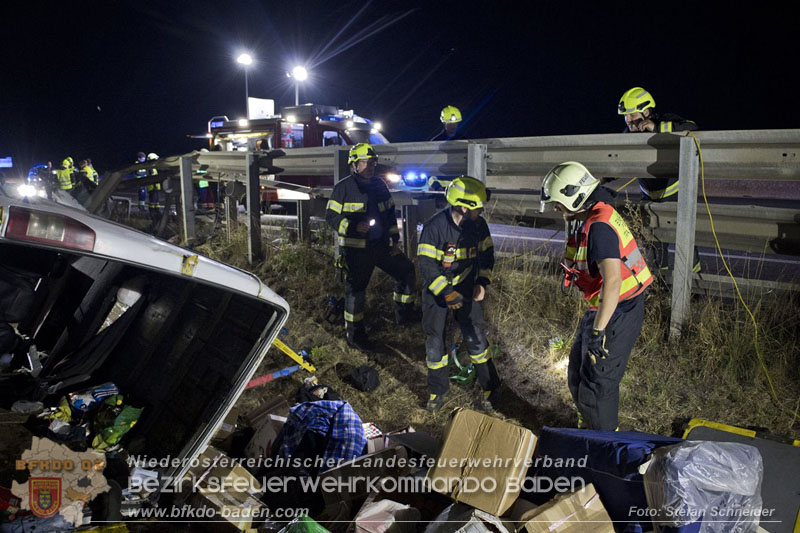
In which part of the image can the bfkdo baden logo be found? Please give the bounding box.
[29,477,62,517]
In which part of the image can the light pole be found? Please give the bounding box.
[237,53,253,116]
[291,66,308,106]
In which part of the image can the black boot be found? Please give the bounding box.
[394,304,421,326]
[347,329,374,352]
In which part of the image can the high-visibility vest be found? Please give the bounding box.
[83,166,99,184]
[56,168,73,190]
[566,202,653,309]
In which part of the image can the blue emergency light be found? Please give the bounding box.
[402,171,428,188]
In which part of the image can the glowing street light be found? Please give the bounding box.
[236,53,254,116]
[290,66,308,106]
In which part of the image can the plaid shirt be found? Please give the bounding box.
[280,401,366,470]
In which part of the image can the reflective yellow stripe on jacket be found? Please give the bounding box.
[646,180,680,200]
[338,236,366,248]
[428,275,449,295]
[327,200,343,213]
[343,202,366,213]
[418,244,444,261]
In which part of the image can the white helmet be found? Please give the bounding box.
[540,161,600,213]
[147,153,159,160]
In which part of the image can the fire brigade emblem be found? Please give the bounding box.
[29,477,61,517]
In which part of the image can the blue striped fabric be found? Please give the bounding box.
[280,400,366,470]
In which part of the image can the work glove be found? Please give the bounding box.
[444,291,464,310]
[587,329,610,364]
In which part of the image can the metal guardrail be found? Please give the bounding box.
[89,130,800,338]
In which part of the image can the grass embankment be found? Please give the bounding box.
[192,223,800,440]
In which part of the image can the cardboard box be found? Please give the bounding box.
[426,408,536,517]
[205,460,263,502]
[517,484,614,533]
[363,423,386,454]
[182,445,263,503]
[244,396,290,460]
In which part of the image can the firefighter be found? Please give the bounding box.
[618,87,698,201]
[78,159,99,186]
[135,152,148,212]
[55,157,75,191]
[541,161,654,431]
[618,87,700,271]
[145,153,164,225]
[418,176,501,412]
[325,143,417,351]
[431,105,466,141]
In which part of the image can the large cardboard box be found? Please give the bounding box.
[426,409,536,516]
[517,484,614,533]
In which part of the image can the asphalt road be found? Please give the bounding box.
[488,224,800,284]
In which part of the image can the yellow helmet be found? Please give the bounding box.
[540,162,600,212]
[62,157,74,169]
[446,176,487,210]
[618,87,655,115]
[147,153,159,160]
[440,105,462,124]
[347,142,377,164]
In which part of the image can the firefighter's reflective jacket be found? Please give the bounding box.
[623,112,698,200]
[417,208,494,298]
[325,174,400,248]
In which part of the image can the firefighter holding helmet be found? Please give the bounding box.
[541,162,653,430]
[417,176,501,412]
[325,143,417,351]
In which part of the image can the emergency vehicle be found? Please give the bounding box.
[193,104,389,204]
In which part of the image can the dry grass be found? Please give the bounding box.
[191,222,800,440]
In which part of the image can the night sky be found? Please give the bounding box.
[2,1,797,173]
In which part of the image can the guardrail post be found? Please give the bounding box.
[246,153,263,263]
[179,156,196,243]
[669,136,700,339]
[402,205,419,259]
[297,200,311,242]
[467,143,488,182]
[333,148,350,184]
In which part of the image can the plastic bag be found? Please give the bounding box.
[642,440,763,533]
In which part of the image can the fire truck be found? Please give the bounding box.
[197,104,389,203]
